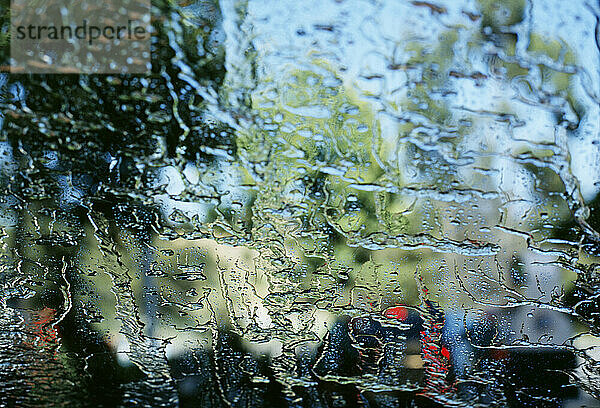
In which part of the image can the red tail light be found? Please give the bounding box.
[384,306,408,321]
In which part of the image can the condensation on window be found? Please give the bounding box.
[0,0,599,406]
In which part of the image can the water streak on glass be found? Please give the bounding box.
[0,0,599,406]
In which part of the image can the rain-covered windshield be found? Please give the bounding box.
[0,0,599,406]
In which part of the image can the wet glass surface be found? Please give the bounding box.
[1,0,600,406]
